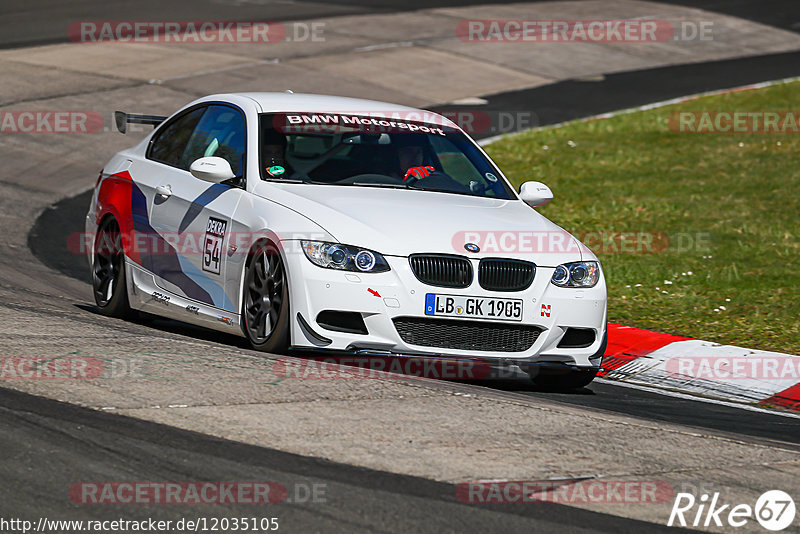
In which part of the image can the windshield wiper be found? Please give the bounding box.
[351,182,412,189]
[262,178,307,183]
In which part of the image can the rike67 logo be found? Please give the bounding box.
[668,490,796,531]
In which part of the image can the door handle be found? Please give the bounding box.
[155,184,172,198]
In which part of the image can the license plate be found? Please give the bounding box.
[424,294,523,322]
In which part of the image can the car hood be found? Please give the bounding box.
[253,183,585,266]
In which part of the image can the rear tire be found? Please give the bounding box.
[242,241,290,353]
[92,216,131,318]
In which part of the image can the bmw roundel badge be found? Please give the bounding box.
[464,243,480,253]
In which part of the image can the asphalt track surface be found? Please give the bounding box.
[4,0,800,49]
[3,387,690,533]
[8,0,800,532]
[0,0,585,49]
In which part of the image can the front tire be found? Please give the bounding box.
[529,366,598,390]
[526,331,606,390]
[92,216,131,317]
[242,241,290,353]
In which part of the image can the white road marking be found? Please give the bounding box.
[355,41,414,53]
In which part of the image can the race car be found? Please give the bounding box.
[86,92,607,388]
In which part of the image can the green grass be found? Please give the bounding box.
[485,80,800,354]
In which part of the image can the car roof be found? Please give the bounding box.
[196,92,459,128]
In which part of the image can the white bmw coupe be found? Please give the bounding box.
[86,93,607,388]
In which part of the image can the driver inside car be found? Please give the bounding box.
[392,136,435,182]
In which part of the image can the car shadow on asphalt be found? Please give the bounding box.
[460,378,597,396]
[74,303,252,349]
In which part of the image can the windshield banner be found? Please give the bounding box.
[272,112,454,136]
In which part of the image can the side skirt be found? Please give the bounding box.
[125,259,245,337]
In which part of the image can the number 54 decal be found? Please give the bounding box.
[203,217,227,275]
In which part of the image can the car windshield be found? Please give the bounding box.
[259,113,514,199]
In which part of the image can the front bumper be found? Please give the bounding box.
[283,245,607,367]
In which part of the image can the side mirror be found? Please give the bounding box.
[518,181,553,207]
[190,157,235,183]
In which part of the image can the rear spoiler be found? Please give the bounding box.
[114,111,167,134]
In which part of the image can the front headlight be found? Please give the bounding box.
[301,241,390,273]
[550,261,600,288]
